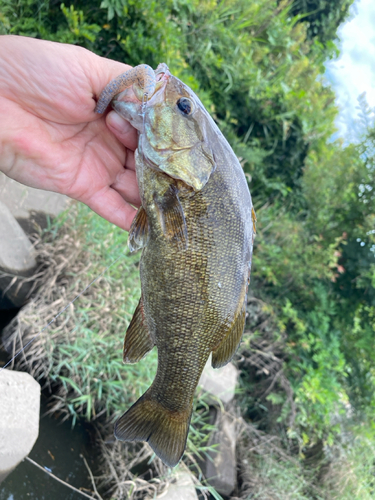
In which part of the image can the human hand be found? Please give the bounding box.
[0,35,140,231]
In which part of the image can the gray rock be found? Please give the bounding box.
[205,410,237,497]
[199,355,239,404]
[146,471,198,500]
[0,173,68,232]
[0,201,37,307]
[0,201,36,274]
[0,369,41,484]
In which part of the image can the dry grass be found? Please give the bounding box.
[3,228,87,381]
[96,428,170,499]
[235,295,296,440]
[236,419,315,500]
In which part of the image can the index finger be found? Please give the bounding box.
[106,111,138,152]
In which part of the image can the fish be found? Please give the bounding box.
[96,63,255,467]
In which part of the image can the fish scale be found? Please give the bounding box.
[96,63,255,467]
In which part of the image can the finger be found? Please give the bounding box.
[106,111,138,151]
[125,150,135,171]
[84,186,137,232]
[111,167,141,207]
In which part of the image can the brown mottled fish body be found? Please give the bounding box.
[100,64,255,467]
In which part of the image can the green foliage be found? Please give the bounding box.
[60,4,101,43]
[289,0,354,47]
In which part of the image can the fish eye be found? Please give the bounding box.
[177,97,194,115]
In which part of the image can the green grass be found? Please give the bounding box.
[320,425,375,500]
[236,418,375,500]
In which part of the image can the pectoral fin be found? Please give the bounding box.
[154,186,188,250]
[123,298,154,363]
[128,207,149,252]
[212,303,246,369]
[159,142,215,192]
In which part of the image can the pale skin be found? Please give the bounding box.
[0,35,141,231]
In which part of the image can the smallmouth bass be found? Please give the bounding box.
[96,63,255,467]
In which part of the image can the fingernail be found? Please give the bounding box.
[107,111,128,133]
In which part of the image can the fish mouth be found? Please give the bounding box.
[111,64,171,131]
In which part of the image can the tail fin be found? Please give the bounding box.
[114,392,192,467]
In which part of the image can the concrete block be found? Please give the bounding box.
[0,201,37,307]
[147,471,198,500]
[205,410,237,496]
[0,201,36,274]
[0,173,68,232]
[0,369,41,483]
[199,355,239,404]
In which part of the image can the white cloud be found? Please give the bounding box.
[325,0,375,140]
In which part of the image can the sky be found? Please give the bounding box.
[325,0,375,140]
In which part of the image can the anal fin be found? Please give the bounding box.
[212,304,246,369]
[124,298,154,363]
[128,206,149,252]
